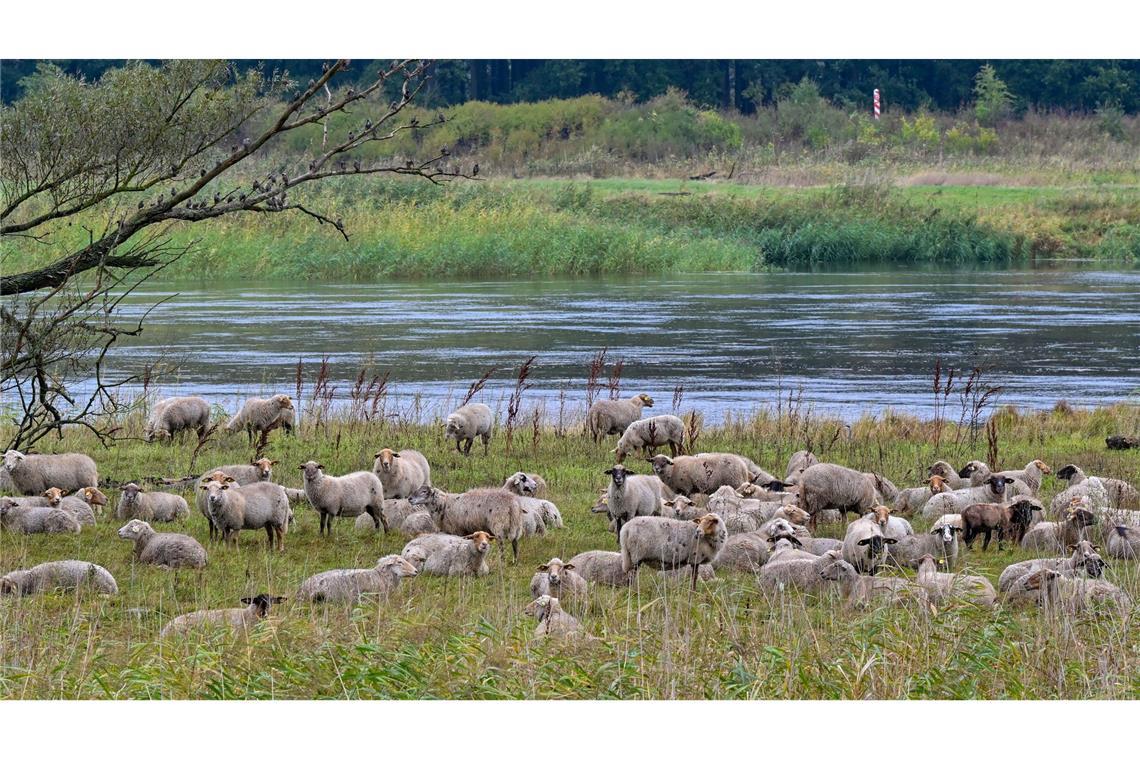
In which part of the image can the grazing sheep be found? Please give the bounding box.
[960,497,1041,551]
[226,394,295,443]
[604,464,667,541]
[503,471,549,499]
[2,449,98,495]
[1052,465,1138,516]
[116,483,189,523]
[842,520,898,575]
[894,475,954,515]
[1106,524,1140,559]
[1013,569,1131,614]
[757,549,841,593]
[357,509,437,536]
[0,502,81,534]
[860,504,914,540]
[409,485,523,562]
[41,487,97,526]
[819,559,926,609]
[160,594,286,637]
[649,453,768,496]
[525,595,586,639]
[796,463,897,529]
[200,480,289,550]
[402,531,494,577]
[887,522,961,570]
[144,396,211,443]
[921,475,1018,520]
[914,554,996,608]
[784,450,819,485]
[928,460,970,490]
[117,519,207,569]
[566,550,631,586]
[612,414,685,463]
[619,513,727,589]
[299,460,385,536]
[586,393,653,443]
[199,458,277,487]
[297,555,418,603]
[998,540,1108,593]
[1021,506,1097,553]
[1,560,118,596]
[372,448,432,499]
[445,402,493,456]
[530,557,588,605]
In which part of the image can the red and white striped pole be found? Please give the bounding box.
[873,88,881,120]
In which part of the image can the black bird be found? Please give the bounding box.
[405,160,414,168]
[214,193,221,204]
[232,145,239,153]
[309,162,316,172]
[409,118,418,127]
[346,88,354,98]
[252,180,261,191]
[322,62,329,72]
[364,120,372,130]
[348,132,355,142]
[239,194,246,202]
[353,160,361,172]
[281,173,288,184]
[437,112,446,123]
[472,163,479,177]
[137,200,144,209]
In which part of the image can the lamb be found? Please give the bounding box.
[960,496,1041,550]
[160,594,286,637]
[796,463,898,529]
[860,504,914,540]
[649,453,771,496]
[842,519,897,575]
[445,402,493,456]
[998,540,1107,593]
[1012,569,1131,614]
[784,450,819,485]
[297,555,418,603]
[226,394,295,443]
[402,532,494,577]
[566,550,632,586]
[756,549,841,593]
[619,513,727,589]
[41,487,98,526]
[372,448,432,498]
[117,519,207,569]
[612,414,685,463]
[887,522,961,570]
[530,557,588,605]
[894,475,954,515]
[1106,524,1140,559]
[604,464,667,540]
[921,475,1018,520]
[2,449,98,495]
[199,458,277,487]
[1,560,118,596]
[409,485,523,562]
[200,479,289,550]
[819,559,927,609]
[585,392,653,442]
[116,483,189,523]
[525,595,586,639]
[928,460,970,490]
[1021,506,1097,553]
[0,502,81,534]
[144,396,211,443]
[299,460,385,536]
[914,554,996,608]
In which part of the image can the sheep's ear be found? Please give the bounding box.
[1004,477,1015,484]
[272,596,287,603]
[317,464,324,470]
[1093,544,1102,551]
[1031,505,1041,511]
[199,485,208,490]
[884,538,898,544]
[857,538,871,546]
[297,464,305,470]
[563,564,574,570]
[373,452,382,459]
[537,564,549,571]
[603,469,614,475]
[240,597,252,604]
[221,484,229,490]
[769,481,786,492]
[224,477,236,483]
[270,460,279,466]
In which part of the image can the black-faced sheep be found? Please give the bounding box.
[160,594,286,637]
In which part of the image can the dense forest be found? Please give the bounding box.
[3,59,1138,112]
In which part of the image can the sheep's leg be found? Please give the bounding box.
[265,525,274,549]
[982,530,992,551]
[454,438,463,455]
[669,441,679,457]
[278,526,286,552]
[481,434,490,456]
[690,563,698,591]
[463,438,473,456]
[511,538,519,563]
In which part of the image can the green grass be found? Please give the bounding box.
[2,403,1139,699]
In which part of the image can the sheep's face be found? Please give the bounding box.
[1056,464,1080,481]
[465,531,494,554]
[117,519,149,540]
[1066,507,1096,529]
[377,555,419,578]
[408,486,435,508]
[1032,460,1052,475]
[273,394,294,410]
[525,595,555,620]
[958,462,982,479]
[637,394,654,408]
[1069,542,1106,578]
[81,487,109,510]
[985,476,1015,496]
[252,458,276,480]
[507,472,537,496]
[931,523,959,546]
[928,475,949,494]
[2,450,25,471]
[819,560,853,581]
[42,487,68,506]
[856,534,897,557]
[0,576,18,595]
[867,505,891,527]
[604,465,630,487]
[299,461,324,482]
[696,513,723,537]
[649,455,673,477]
[374,449,398,473]
[444,417,461,437]
[591,492,609,513]
[200,480,231,509]
[1009,499,1042,529]
[539,558,566,586]
[120,483,143,505]
[241,594,287,616]
[928,462,952,479]
[402,547,427,572]
[781,506,810,525]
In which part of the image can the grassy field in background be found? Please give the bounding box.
[2,403,1139,699]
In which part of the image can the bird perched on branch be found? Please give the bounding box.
[472,163,480,177]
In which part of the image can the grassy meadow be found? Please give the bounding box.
[2,401,1139,699]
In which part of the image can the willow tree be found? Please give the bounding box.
[1,59,465,448]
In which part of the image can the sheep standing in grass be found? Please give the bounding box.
[1021,506,1097,553]
[409,485,523,562]
[842,519,897,576]
[41,487,98,526]
[958,461,1032,496]
[604,464,667,542]
[226,394,294,443]
[116,483,189,523]
[1106,524,1140,559]
[960,497,1041,551]
[619,513,727,589]
[566,550,631,586]
[525,595,586,639]
[796,463,897,529]
[530,557,588,606]
[887,522,961,570]
[160,594,286,637]
[921,475,1018,520]
[144,396,211,443]
[201,479,289,550]
[2,449,98,495]
[586,393,653,443]
[117,519,207,569]
[297,555,418,603]
[819,559,926,609]
[1,560,118,596]
[785,450,819,485]
[915,554,996,608]
[1052,465,1138,516]
[612,414,685,463]
[445,402,493,456]
[299,460,385,536]
[998,540,1107,593]
[372,448,432,499]
[401,531,494,577]
[0,502,81,534]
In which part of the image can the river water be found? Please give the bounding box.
[97,266,1140,422]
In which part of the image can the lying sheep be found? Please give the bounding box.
[160,594,286,637]
[819,559,926,609]
[998,540,1107,593]
[958,461,1032,496]
[960,497,1041,550]
[796,463,897,529]
[503,472,562,530]
[566,550,631,586]
[299,460,385,536]
[915,554,996,608]
[921,475,1018,520]
[928,460,969,490]
[586,392,653,443]
[226,394,294,443]
[445,402,493,456]
[612,414,685,463]
[357,509,438,536]
[860,504,914,540]
[766,536,821,564]
[2,449,98,495]
[619,513,727,589]
[116,483,189,523]
[372,448,432,499]
[1021,506,1097,553]
[503,471,549,499]
[144,396,211,443]
[117,519,207,569]
[993,459,1052,494]
[1012,569,1131,614]
[525,595,586,639]
[736,482,799,506]
[756,549,841,593]
[297,555,418,603]
[0,502,81,534]
[409,485,523,562]
[842,519,897,575]
[894,475,953,515]
[530,557,588,605]
[1052,465,1138,516]
[784,450,819,485]
[201,479,289,550]
[711,532,777,573]
[200,458,277,487]
[41,487,98,526]
[649,453,766,496]
[402,531,494,577]
[887,522,960,570]
[604,464,667,541]
[1,560,118,596]
[519,501,547,537]
[0,494,50,508]
[1106,524,1140,559]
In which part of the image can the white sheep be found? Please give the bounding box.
[0,502,81,534]
[784,450,819,485]
[914,554,996,608]
[299,460,385,536]
[525,595,586,638]
[116,482,189,523]
[226,394,294,443]
[530,557,588,605]
[893,475,954,515]
[756,549,842,593]
[199,458,277,487]
[818,558,928,609]
[1,560,118,596]
[566,550,631,586]
[160,594,286,637]
[586,393,653,442]
[842,519,897,575]
[859,504,914,540]
[144,396,211,442]
[445,402,493,456]
[200,479,289,550]
[887,522,961,570]
[2,449,98,495]
[603,464,666,540]
[619,513,727,589]
[1009,569,1131,614]
[927,460,970,490]
[612,414,685,463]
[1106,524,1140,559]
[998,540,1108,593]
[401,531,494,576]
[1051,466,1137,517]
[40,487,98,526]
[796,463,898,529]
[297,555,418,603]
[503,471,549,499]
[920,475,1018,520]
[1021,506,1097,553]
[650,453,775,496]
[117,519,207,569]
[372,448,432,499]
[409,485,523,562]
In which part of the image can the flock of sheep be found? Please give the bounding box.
[2,390,1140,642]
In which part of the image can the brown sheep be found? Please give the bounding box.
[961,496,1042,551]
